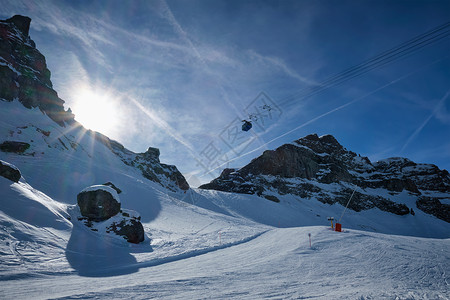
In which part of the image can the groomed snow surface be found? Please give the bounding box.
[1,100,449,299]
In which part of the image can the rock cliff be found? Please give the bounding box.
[0,15,74,126]
[200,134,449,222]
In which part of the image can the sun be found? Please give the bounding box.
[71,87,119,136]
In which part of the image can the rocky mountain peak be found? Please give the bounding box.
[294,134,345,155]
[142,147,160,162]
[91,132,189,191]
[200,133,449,222]
[0,15,74,126]
[5,15,31,37]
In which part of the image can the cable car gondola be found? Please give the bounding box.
[241,120,252,131]
[241,104,273,132]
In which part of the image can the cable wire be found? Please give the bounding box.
[277,22,450,108]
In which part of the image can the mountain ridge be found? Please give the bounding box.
[200,133,450,222]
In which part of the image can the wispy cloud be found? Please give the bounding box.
[401,88,450,152]
[127,95,198,156]
[3,0,209,71]
[156,0,244,119]
[410,141,450,165]
[33,4,113,69]
[434,95,450,125]
[247,50,316,85]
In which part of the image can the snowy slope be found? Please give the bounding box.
[2,169,449,299]
[193,187,450,238]
[1,218,449,299]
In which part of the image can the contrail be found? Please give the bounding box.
[128,96,198,156]
[401,88,450,152]
[159,0,271,152]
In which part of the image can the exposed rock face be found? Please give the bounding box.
[0,15,74,126]
[373,158,450,192]
[91,132,189,191]
[6,15,31,36]
[0,160,21,182]
[131,147,190,191]
[107,217,144,244]
[94,134,190,192]
[200,134,449,220]
[416,197,450,223]
[5,15,31,36]
[0,141,30,153]
[77,185,121,221]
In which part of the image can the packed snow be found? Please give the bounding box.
[1,100,449,299]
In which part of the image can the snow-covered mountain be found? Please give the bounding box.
[200,133,450,223]
[1,15,449,299]
[0,15,189,193]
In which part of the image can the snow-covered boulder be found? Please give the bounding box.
[0,160,21,182]
[77,185,121,221]
[75,185,145,243]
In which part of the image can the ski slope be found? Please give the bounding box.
[1,100,449,299]
[1,188,449,300]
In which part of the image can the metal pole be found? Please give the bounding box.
[339,186,357,223]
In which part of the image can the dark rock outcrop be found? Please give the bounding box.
[0,160,21,182]
[200,134,449,220]
[107,217,144,244]
[131,147,190,191]
[91,131,189,192]
[416,197,450,223]
[373,158,450,193]
[77,186,121,221]
[263,195,280,203]
[0,15,74,126]
[0,141,30,153]
[5,15,31,36]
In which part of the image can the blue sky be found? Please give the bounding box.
[2,0,450,186]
